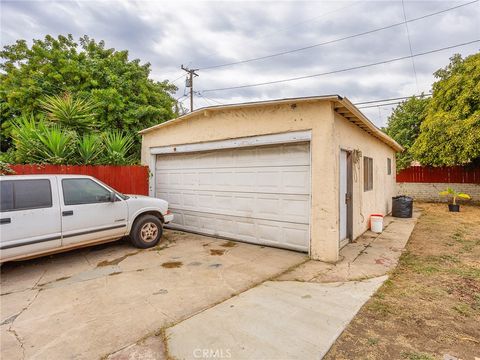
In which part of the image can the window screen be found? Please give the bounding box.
[0,179,52,211]
[387,158,392,175]
[62,179,112,205]
[364,157,373,191]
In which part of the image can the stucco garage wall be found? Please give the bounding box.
[141,101,399,262]
[334,113,397,240]
[142,101,342,261]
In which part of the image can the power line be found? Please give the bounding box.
[354,93,432,105]
[197,93,225,106]
[197,0,478,71]
[358,101,411,109]
[170,73,186,84]
[196,92,214,107]
[202,40,479,93]
[255,1,365,41]
[195,1,365,65]
[401,0,419,92]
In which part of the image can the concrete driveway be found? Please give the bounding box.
[0,230,306,359]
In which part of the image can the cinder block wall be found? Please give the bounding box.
[396,182,480,204]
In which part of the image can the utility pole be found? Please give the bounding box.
[181,65,199,112]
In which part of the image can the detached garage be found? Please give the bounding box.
[140,95,402,262]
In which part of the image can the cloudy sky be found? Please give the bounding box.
[1,0,479,127]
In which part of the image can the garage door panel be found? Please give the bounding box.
[156,142,310,252]
[162,191,309,224]
[167,209,309,252]
[156,166,310,194]
[156,143,310,170]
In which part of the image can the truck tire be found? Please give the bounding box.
[130,215,163,248]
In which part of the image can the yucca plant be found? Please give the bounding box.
[101,130,134,165]
[39,93,97,134]
[11,114,43,163]
[34,123,76,164]
[77,133,102,165]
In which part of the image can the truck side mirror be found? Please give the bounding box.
[109,191,116,202]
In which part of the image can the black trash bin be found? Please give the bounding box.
[392,195,413,218]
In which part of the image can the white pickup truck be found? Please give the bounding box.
[0,175,173,262]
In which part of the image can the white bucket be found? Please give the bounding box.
[370,215,384,233]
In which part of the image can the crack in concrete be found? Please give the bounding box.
[7,327,26,359]
[6,288,42,360]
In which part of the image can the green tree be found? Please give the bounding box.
[1,34,177,155]
[386,95,430,169]
[411,53,480,166]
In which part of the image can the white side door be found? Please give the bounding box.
[0,178,62,260]
[59,177,128,246]
[339,150,348,244]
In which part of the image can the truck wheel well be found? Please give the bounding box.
[133,211,164,226]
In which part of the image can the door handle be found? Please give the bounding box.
[345,193,352,204]
[0,218,11,224]
[62,210,74,216]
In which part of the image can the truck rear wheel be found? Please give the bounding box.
[130,215,163,248]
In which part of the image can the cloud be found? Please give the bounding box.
[1,0,479,127]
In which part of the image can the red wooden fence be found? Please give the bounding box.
[6,164,149,195]
[397,166,480,184]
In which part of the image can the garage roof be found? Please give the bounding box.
[139,95,403,152]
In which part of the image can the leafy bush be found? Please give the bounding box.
[7,91,139,165]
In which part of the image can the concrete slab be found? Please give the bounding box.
[107,335,166,360]
[278,211,420,283]
[167,277,386,360]
[0,230,306,359]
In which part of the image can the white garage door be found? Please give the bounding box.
[155,142,310,252]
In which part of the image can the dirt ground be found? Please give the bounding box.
[325,203,480,360]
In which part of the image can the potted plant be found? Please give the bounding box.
[439,187,471,212]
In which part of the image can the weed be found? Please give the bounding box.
[449,266,480,280]
[401,351,435,360]
[367,338,379,346]
[474,294,480,310]
[368,300,392,316]
[452,303,471,317]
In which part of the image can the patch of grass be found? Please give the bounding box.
[400,252,441,275]
[401,351,435,360]
[436,254,460,264]
[452,303,472,317]
[451,229,466,243]
[448,266,480,280]
[368,300,393,316]
[462,243,475,252]
[474,293,480,310]
[367,337,379,346]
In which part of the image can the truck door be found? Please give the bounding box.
[0,178,62,260]
[59,177,128,246]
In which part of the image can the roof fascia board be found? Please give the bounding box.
[139,95,340,135]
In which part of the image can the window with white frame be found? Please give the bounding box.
[364,157,373,191]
